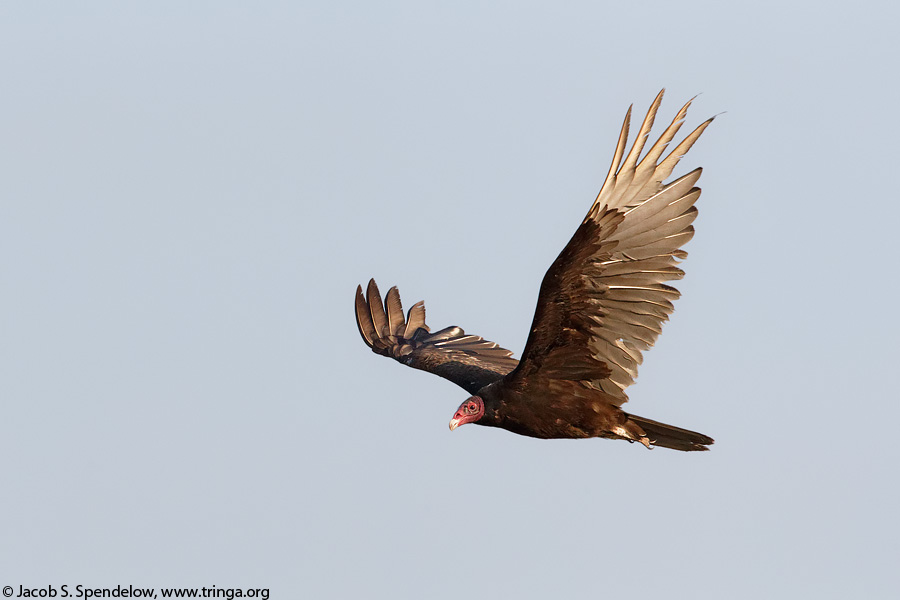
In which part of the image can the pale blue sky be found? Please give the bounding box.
[2,2,898,598]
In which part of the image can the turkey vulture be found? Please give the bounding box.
[355,90,715,451]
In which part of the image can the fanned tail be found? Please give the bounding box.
[628,413,714,452]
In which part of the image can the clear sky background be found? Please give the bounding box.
[2,2,898,598]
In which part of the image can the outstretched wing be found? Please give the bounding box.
[355,279,518,395]
[513,90,713,405]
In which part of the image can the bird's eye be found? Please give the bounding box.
[467,402,477,413]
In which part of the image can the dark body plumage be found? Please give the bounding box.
[355,91,715,451]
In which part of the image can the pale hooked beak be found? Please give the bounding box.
[449,418,461,431]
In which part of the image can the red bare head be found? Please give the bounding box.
[449,396,484,431]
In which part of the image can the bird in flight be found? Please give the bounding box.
[355,90,715,451]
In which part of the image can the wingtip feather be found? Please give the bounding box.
[355,284,376,348]
[385,286,405,337]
